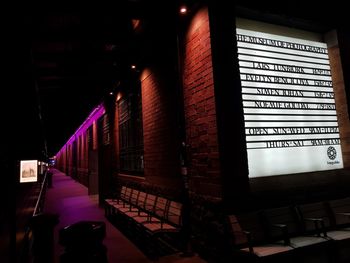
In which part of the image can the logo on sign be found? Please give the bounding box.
[327,146,337,160]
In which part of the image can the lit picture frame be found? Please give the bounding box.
[20,160,38,183]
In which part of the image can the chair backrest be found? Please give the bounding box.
[167,201,182,226]
[119,186,127,199]
[154,196,168,219]
[236,211,266,245]
[297,202,331,231]
[328,197,350,226]
[144,193,157,212]
[263,206,300,239]
[130,189,140,205]
[227,215,249,246]
[123,187,133,202]
[136,191,147,207]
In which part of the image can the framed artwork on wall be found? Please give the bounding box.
[20,160,38,183]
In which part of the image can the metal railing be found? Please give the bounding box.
[20,169,51,263]
[33,170,49,216]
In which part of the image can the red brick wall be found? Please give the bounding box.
[112,96,120,173]
[76,132,89,186]
[329,42,350,167]
[66,142,74,177]
[57,146,67,172]
[141,68,182,188]
[182,7,222,197]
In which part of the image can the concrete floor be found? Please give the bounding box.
[44,169,205,263]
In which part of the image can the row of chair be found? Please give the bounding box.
[104,186,183,256]
[227,197,350,263]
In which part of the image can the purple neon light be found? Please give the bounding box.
[57,104,105,156]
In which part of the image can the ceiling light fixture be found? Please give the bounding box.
[179,6,188,15]
[132,19,141,30]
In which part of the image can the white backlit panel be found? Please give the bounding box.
[236,25,343,178]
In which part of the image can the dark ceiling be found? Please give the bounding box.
[13,1,171,159]
[29,11,132,157]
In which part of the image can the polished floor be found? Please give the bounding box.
[44,169,205,263]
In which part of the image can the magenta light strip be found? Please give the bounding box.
[56,104,105,157]
[75,104,105,138]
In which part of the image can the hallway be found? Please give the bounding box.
[44,168,151,263]
[44,168,205,263]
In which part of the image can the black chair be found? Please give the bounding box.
[227,211,294,263]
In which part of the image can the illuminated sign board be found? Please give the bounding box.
[20,160,38,183]
[236,22,343,178]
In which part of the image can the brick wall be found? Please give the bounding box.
[329,41,350,167]
[182,7,222,197]
[141,67,182,188]
[76,133,89,186]
[112,96,120,172]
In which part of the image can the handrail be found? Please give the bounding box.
[20,169,50,263]
[33,169,49,216]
